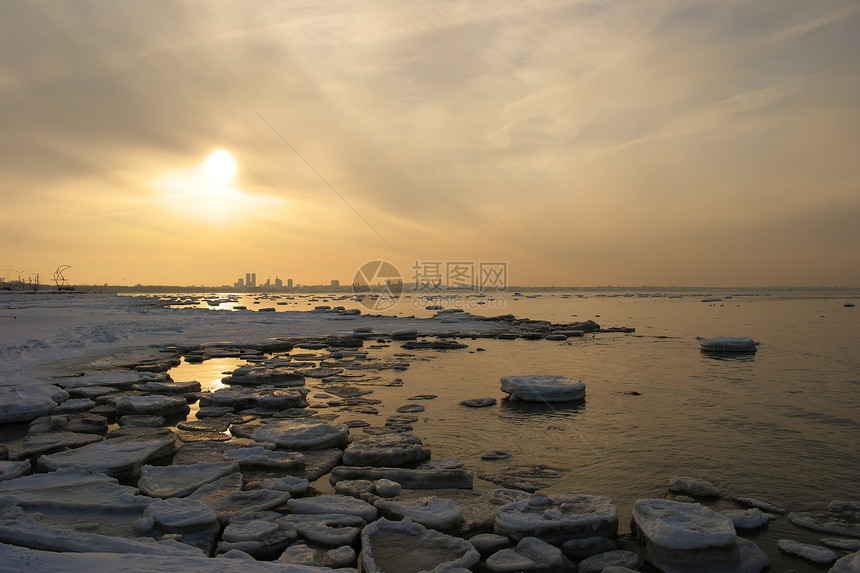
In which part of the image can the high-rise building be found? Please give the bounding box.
[250,273,257,287]
[287,278,293,288]
[235,277,245,288]
[245,273,251,287]
[275,277,283,288]
[330,280,340,288]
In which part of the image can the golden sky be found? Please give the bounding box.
[2,1,859,287]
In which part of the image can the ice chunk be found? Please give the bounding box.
[494,493,618,543]
[258,475,309,496]
[288,494,377,523]
[668,476,720,497]
[484,536,571,572]
[38,434,177,479]
[700,336,757,352]
[632,499,735,551]
[0,541,344,571]
[830,550,860,573]
[560,535,617,560]
[277,513,365,547]
[0,460,32,481]
[57,370,165,390]
[821,538,860,551]
[0,504,202,556]
[216,519,298,560]
[375,496,464,530]
[0,384,67,423]
[251,419,349,450]
[278,541,356,569]
[330,466,473,489]
[777,539,837,563]
[459,398,497,407]
[206,489,292,524]
[360,518,480,573]
[468,533,512,556]
[732,496,786,514]
[499,375,585,402]
[721,508,773,530]
[577,549,643,573]
[342,433,430,467]
[225,446,305,471]
[138,461,240,498]
[137,497,220,553]
[789,501,860,537]
[373,479,401,497]
[113,395,190,417]
[186,472,243,506]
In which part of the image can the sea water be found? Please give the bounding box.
[167,289,859,571]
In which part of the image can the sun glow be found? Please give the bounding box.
[203,149,237,185]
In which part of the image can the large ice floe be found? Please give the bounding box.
[374,496,464,530]
[789,500,860,537]
[631,498,770,573]
[493,492,618,543]
[499,375,586,402]
[483,536,572,572]
[138,461,240,498]
[359,518,480,573]
[0,384,68,424]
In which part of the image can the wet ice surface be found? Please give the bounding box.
[1,291,859,571]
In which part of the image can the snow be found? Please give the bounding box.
[37,434,177,479]
[483,536,570,572]
[631,499,736,551]
[375,496,464,530]
[251,420,349,450]
[668,476,720,497]
[499,375,586,402]
[287,494,378,523]
[342,433,430,467]
[138,461,240,498]
[777,538,837,563]
[359,518,480,573]
[0,542,340,572]
[494,493,618,543]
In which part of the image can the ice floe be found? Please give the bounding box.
[375,496,464,530]
[777,538,837,563]
[251,420,348,450]
[342,433,430,467]
[330,466,474,490]
[700,336,757,352]
[138,461,240,498]
[494,492,617,543]
[360,518,479,573]
[37,434,177,478]
[278,541,356,568]
[721,508,773,530]
[288,494,377,523]
[277,513,365,547]
[789,501,860,537]
[830,550,860,573]
[668,476,720,497]
[499,375,586,402]
[483,536,571,572]
[0,384,67,424]
[577,549,643,573]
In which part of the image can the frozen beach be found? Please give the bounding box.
[1,291,858,572]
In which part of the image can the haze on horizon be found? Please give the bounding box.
[2,1,859,288]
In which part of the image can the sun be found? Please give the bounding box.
[203,150,238,185]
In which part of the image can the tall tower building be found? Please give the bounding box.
[250,273,257,287]
[245,273,251,287]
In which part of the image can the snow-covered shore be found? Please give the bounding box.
[0,292,496,388]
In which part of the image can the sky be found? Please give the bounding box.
[1,1,859,288]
